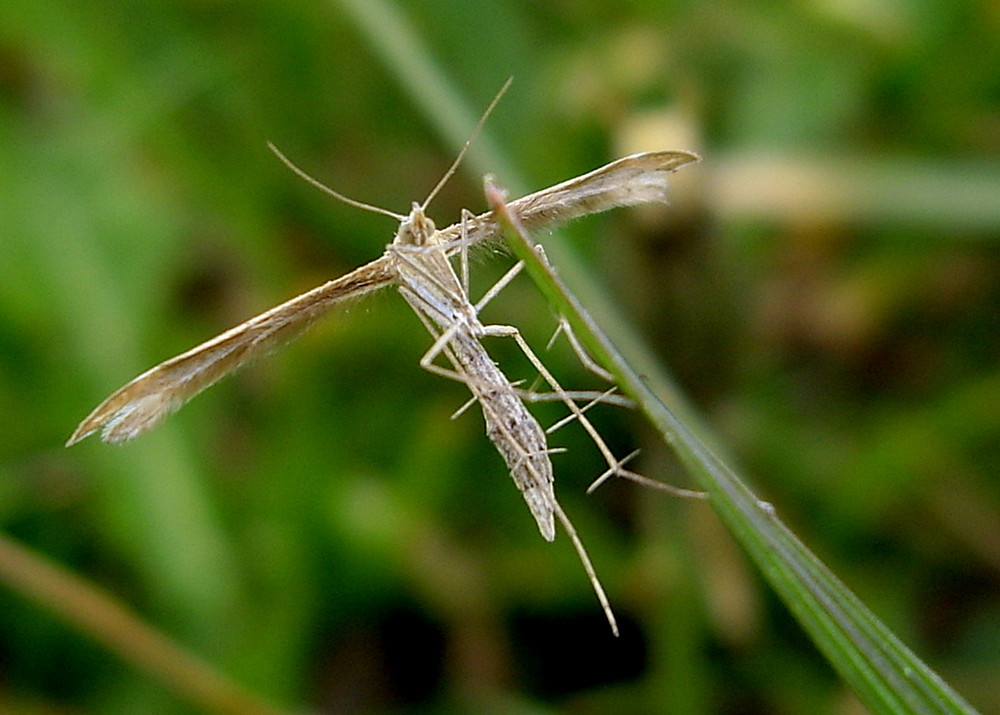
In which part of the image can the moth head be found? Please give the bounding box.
[395,202,438,247]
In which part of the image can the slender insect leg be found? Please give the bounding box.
[553,502,618,636]
[482,322,707,499]
[423,237,642,483]
[398,216,617,405]
[465,370,621,637]
[407,299,564,541]
[547,316,616,383]
[467,246,630,407]
[481,323,630,474]
[528,243,617,384]
[459,208,473,296]
[402,298,477,386]
[391,244,485,386]
[470,376,618,634]
[471,259,526,315]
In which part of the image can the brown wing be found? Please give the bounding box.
[67,257,395,445]
[436,151,700,247]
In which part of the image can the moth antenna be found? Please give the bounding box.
[268,142,406,221]
[421,76,513,210]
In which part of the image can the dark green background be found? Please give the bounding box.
[2,0,998,712]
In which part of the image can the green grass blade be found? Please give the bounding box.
[0,534,286,715]
[487,184,979,715]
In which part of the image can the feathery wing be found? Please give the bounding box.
[67,258,394,445]
[437,151,700,246]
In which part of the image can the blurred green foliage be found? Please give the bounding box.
[1,0,997,712]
